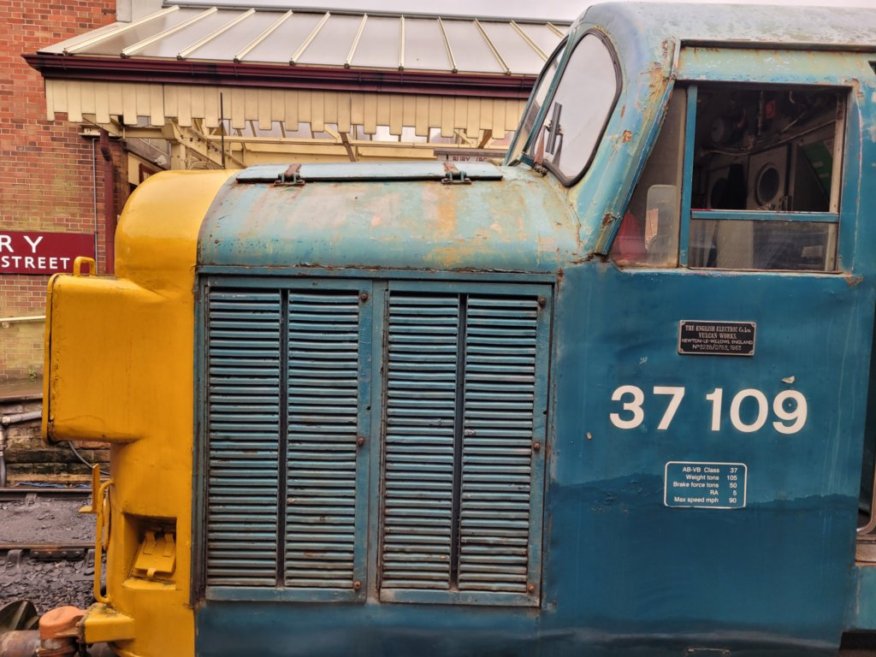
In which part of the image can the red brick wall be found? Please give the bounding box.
[0,0,127,381]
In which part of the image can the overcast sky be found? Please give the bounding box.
[176,0,876,22]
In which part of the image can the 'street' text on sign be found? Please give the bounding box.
[0,231,95,275]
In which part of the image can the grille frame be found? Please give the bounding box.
[200,278,373,603]
[196,277,552,608]
[377,281,551,607]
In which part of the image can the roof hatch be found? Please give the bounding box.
[235,161,504,184]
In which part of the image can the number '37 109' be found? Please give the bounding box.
[609,385,808,434]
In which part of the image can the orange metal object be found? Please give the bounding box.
[37,607,84,641]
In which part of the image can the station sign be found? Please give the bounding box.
[0,231,95,275]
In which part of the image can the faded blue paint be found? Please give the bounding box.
[677,48,874,86]
[577,2,876,49]
[197,264,875,657]
[689,210,840,224]
[199,166,582,272]
[193,1,876,655]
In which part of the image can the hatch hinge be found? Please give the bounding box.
[276,163,306,186]
[441,162,472,185]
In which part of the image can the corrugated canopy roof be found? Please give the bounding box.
[38,5,567,76]
[26,7,562,167]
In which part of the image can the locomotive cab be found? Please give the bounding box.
[37,3,876,657]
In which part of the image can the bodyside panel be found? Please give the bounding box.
[196,262,874,657]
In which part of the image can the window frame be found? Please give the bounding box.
[677,83,845,271]
[532,29,622,187]
[608,88,688,268]
[505,36,567,166]
[609,81,847,272]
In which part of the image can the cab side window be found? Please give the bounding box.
[611,90,686,267]
[688,86,841,271]
[612,83,844,271]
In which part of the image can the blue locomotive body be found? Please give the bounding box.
[190,4,876,655]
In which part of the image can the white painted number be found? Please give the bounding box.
[772,390,808,434]
[609,385,685,431]
[653,386,685,431]
[705,388,723,431]
[610,385,809,435]
[609,385,645,429]
[728,388,769,433]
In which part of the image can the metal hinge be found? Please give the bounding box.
[441,162,471,185]
[276,163,306,186]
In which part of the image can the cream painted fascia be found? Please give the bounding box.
[45,81,524,138]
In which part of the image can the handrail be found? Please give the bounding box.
[0,315,45,325]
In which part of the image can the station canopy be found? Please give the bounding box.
[26,3,568,167]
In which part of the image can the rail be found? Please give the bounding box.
[0,542,93,555]
[0,487,90,502]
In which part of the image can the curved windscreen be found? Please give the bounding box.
[507,41,565,164]
[536,33,619,184]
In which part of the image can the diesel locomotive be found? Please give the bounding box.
[28,2,876,656]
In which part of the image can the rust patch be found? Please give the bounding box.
[431,187,459,239]
[647,61,666,103]
[661,39,673,66]
[845,274,864,287]
[602,213,614,227]
[622,130,633,143]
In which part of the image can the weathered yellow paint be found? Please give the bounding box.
[93,477,112,605]
[43,170,234,657]
[81,604,136,644]
[131,530,177,580]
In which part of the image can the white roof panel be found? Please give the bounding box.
[36,6,567,76]
[243,12,324,63]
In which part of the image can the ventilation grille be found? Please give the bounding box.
[203,281,548,606]
[459,297,538,593]
[205,286,365,595]
[382,294,459,590]
[380,291,545,604]
[285,292,361,589]
[206,290,282,587]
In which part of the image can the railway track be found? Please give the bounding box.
[0,487,90,503]
[1,487,94,562]
[0,541,93,560]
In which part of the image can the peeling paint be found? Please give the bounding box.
[200,167,581,273]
